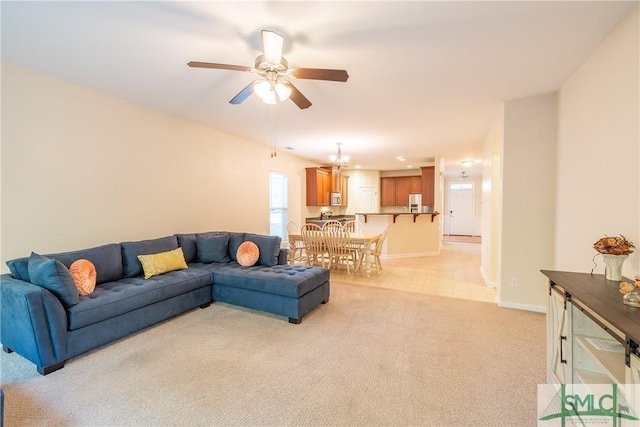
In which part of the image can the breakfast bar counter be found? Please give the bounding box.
[356,212,441,257]
[358,212,440,223]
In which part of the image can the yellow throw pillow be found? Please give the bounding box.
[137,247,188,279]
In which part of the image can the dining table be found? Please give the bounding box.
[288,231,382,277]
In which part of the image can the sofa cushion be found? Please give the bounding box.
[137,247,188,279]
[6,243,124,285]
[69,259,97,296]
[237,241,259,267]
[6,258,30,282]
[121,236,179,278]
[66,267,212,330]
[197,233,230,263]
[244,234,282,267]
[175,233,197,263]
[28,252,80,307]
[197,263,329,298]
[228,232,246,262]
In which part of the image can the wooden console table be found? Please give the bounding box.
[541,270,639,409]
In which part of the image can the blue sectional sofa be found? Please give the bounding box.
[1,231,330,375]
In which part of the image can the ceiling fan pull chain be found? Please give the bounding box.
[270,104,277,158]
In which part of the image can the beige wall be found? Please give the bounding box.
[482,6,639,312]
[481,106,504,287]
[555,6,639,278]
[1,62,317,270]
[500,93,558,311]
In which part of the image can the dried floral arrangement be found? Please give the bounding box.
[619,277,640,295]
[593,235,635,255]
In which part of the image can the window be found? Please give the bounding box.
[269,172,288,239]
[450,182,473,190]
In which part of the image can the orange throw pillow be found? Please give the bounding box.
[237,241,259,267]
[69,259,97,296]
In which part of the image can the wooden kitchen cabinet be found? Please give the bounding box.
[410,176,421,194]
[420,166,435,207]
[325,167,341,194]
[380,177,397,206]
[395,177,411,207]
[380,176,420,206]
[306,167,331,206]
[306,167,348,206]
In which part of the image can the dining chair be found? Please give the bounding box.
[301,229,328,267]
[325,229,359,275]
[342,219,365,261]
[342,220,364,234]
[301,223,322,231]
[321,220,343,232]
[286,221,305,264]
[359,225,388,274]
[370,226,389,274]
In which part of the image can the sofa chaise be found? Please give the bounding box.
[1,231,330,375]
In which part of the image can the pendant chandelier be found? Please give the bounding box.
[328,142,349,169]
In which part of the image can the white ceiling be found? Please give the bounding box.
[2,1,636,175]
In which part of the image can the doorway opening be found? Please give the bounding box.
[443,180,479,242]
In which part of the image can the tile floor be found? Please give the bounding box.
[326,240,496,303]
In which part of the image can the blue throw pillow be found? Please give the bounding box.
[121,236,179,278]
[6,257,30,281]
[244,234,282,267]
[27,252,79,307]
[197,233,230,263]
[175,233,198,263]
[228,232,246,262]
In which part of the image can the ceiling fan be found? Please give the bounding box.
[188,30,349,109]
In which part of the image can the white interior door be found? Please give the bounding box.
[448,187,474,235]
[357,187,377,213]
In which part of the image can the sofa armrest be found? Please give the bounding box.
[278,248,289,265]
[0,274,68,372]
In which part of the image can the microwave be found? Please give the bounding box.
[330,192,341,206]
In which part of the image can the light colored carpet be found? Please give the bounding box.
[1,281,545,426]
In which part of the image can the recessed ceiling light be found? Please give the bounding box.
[396,156,405,161]
[407,165,413,168]
[461,160,474,167]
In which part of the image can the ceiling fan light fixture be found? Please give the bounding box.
[189,29,348,109]
[254,80,271,99]
[262,90,277,105]
[275,81,291,101]
[262,30,284,65]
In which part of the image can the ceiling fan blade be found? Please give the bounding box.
[287,82,312,109]
[262,30,284,65]
[188,61,252,72]
[229,81,256,105]
[291,68,349,82]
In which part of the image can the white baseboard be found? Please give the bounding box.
[382,251,440,259]
[480,266,497,288]
[495,298,547,313]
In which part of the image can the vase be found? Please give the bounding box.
[601,254,628,281]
